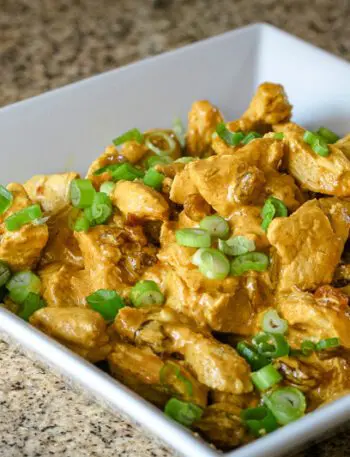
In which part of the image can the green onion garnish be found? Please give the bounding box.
[93,164,122,176]
[174,157,196,164]
[0,185,13,215]
[159,363,193,396]
[241,131,262,145]
[315,337,340,351]
[316,127,339,144]
[86,289,125,321]
[300,340,316,356]
[129,280,165,308]
[273,132,284,140]
[145,131,177,156]
[303,130,329,157]
[175,228,211,248]
[100,181,115,196]
[18,292,45,321]
[173,117,186,148]
[74,213,90,232]
[241,406,279,437]
[218,236,255,256]
[5,204,43,232]
[192,248,230,280]
[236,341,270,371]
[113,128,144,146]
[251,364,282,391]
[143,168,165,191]
[215,123,245,146]
[70,179,96,209]
[0,261,11,288]
[261,310,288,335]
[111,163,144,181]
[89,192,112,225]
[199,215,230,239]
[6,271,41,305]
[230,252,269,276]
[261,196,288,232]
[164,398,203,427]
[146,156,173,169]
[263,387,306,425]
[252,332,290,358]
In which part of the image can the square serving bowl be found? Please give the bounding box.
[0,23,350,457]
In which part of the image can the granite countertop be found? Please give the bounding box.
[1,0,350,456]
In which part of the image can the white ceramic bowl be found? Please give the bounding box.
[0,23,350,457]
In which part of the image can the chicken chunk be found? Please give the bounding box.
[334,134,350,160]
[227,205,269,250]
[264,169,304,211]
[183,193,212,222]
[120,140,148,163]
[24,172,79,215]
[268,199,349,292]
[30,307,111,362]
[186,100,223,157]
[86,145,124,178]
[112,181,169,221]
[169,166,198,205]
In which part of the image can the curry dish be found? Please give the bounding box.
[1,82,350,449]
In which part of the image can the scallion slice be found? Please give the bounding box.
[316,127,339,144]
[0,185,13,215]
[252,332,290,358]
[236,341,270,371]
[164,398,203,427]
[300,340,316,356]
[241,131,262,145]
[261,196,288,232]
[251,364,282,391]
[303,130,329,157]
[18,292,45,321]
[231,252,269,276]
[100,181,115,196]
[113,128,144,146]
[316,337,340,351]
[90,192,112,224]
[93,163,122,176]
[173,117,186,148]
[273,132,284,140]
[74,213,90,232]
[215,123,245,146]
[175,228,211,248]
[6,271,41,305]
[218,236,255,256]
[146,156,173,169]
[261,310,288,335]
[145,131,177,156]
[143,168,165,191]
[111,163,144,181]
[5,204,43,231]
[86,289,125,321]
[199,215,230,239]
[70,179,96,209]
[192,248,230,280]
[263,387,306,425]
[241,406,279,437]
[0,261,11,288]
[159,363,193,397]
[130,280,165,308]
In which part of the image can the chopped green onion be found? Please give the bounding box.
[175,228,211,248]
[74,213,90,232]
[273,132,284,140]
[241,406,279,437]
[86,289,125,321]
[100,181,115,196]
[303,130,329,157]
[6,271,41,305]
[0,261,11,288]
[145,131,177,156]
[300,340,316,356]
[215,123,245,146]
[5,204,43,232]
[18,292,45,321]
[199,215,229,239]
[316,337,340,351]
[143,168,165,191]
[263,387,306,425]
[0,185,13,215]
[111,163,144,181]
[130,280,164,308]
[241,131,262,145]
[236,341,270,371]
[89,192,112,224]
[70,179,96,209]
[159,363,193,397]
[316,127,339,144]
[174,157,196,164]
[146,156,173,169]
[113,128,144,146]
[164,398,203,427]
[192,248,230,280]
[93,163,122,176]
[252,332,290,358]
[173,117,186,148]
[261,310,288,335]
[261,196,288,232]
[218,236,255,256]
[231,252,269,276]
[251,364,282,391]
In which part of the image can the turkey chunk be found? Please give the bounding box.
[268,199,349,292]
[112,181,169,221]
[24,172,79,215]
[30,307,111,362]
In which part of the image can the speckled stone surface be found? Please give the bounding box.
[1,0,350,456]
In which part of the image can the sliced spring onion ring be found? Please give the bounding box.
[18,292,45,321]
[261,196,288,232]
[218,236,255,256]
[5,204,43,232]
[93,163,123,176]
[192,248,230,280]
[70,179,96,209]
[199,215,230,239]
[263,387,306,425]
[236,341,270,371]
[164,398,203,427]
[86,289,125,320]
[6,271,41,305]
[251,364,282,391]
[241,406,279,437]
[113,128,144,146]
[261,309,288,334]
[143,168,165,190]
[175,228,211,248]
[74,213,90,232]
[273,132,284,140]
[145,131,177,156]
[130,280,165,308]
[230,252,269,276]
[146,156,173,169]
[173,117,186,148]
[303,130,329,157]
[89,192,112,224]
[0,185,13,215]
[252,332,290,358]
[241,131,262,145]
[300,340,316,356]
[316,127,339,144]
[159,363,193,397]
[215,123,245,146]
[316,337,340,351]
[100,181,115,196]
[0,261,11,288]
[111,163,144,181]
